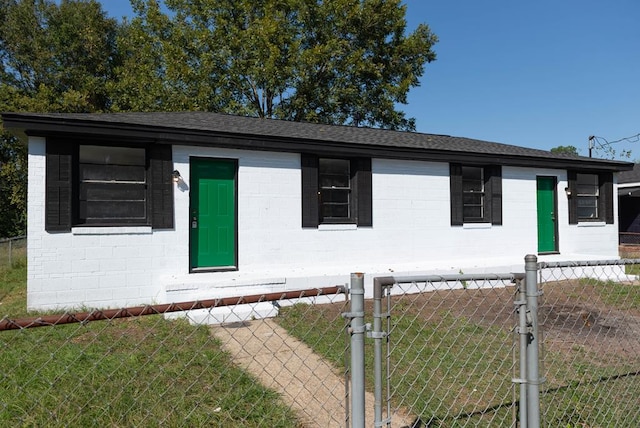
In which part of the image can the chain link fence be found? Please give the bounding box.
[1,256,639,427]
[0,235,26,268]
[0,287,350,427]
[537,260,640,427]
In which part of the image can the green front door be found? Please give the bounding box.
[536,176,558,253]
[190,158,237,270]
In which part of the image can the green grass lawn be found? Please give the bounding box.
[2,255,637,427]
[0,263,300,427]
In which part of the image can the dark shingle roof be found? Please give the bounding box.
[1,111,633,171]
[619,163,640,183]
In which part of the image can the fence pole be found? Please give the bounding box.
[525,255,541,428]
[515,278,528,428]
[349,273,366,428]
[372,277,394,427]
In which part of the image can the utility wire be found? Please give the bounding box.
[588,133,640,158]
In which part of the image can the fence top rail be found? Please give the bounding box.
[0,285,346,331]
[538,259,640,269]
[374,272,525,288]
[0,235,26,243]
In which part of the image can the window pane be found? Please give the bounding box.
[81,201,147,219]
[576,173,598,195]
[321,189,350,219]
[463,193,483,205]
[80,145,145,166]
[577,206,598,219]
[576,174,599,220]
[81,182,146,201]
[320,158,350,174]
[462,166,483,192]
[462,166,484,221]
[321,203,350,219]
[80,164,146,182]
[321,188,350,204]
[463,206,483,220]
[78,145,148,225]
[319,158,352,222]
[577,196,598,219]
[80,145,146,183]
[319,158,350,188]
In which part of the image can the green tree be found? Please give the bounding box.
[112,0,437,130]
[0,129,26,238]
[0,0,119,112]
[0,0,119,237]
[550,145,580,156]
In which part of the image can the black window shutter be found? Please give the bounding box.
[567,170,578,224]
[149,144,174,229]
[599,172,614,224]
[489,166,502,225]
[355,158,372,227]
[450,164,463,226]
[301,154,319,228]
[45,140,74,232]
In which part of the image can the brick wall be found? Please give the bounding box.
[27,138,621,310]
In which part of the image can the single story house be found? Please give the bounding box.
[1,112,633,311]
[618,163,640,244]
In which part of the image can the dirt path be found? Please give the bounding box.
[211,319,413,427]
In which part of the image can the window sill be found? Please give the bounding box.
[72,226,153,235]
[577,221,606,227]
[462,223,492,229]
[318,224,358,231]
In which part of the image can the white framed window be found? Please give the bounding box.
[575,173,599,220]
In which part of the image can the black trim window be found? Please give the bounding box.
[45,139,174,231]
[301,154,372,228]
[567,171,613,224]
[462,166,484,221]
[450,164,502,225]
[79,145,147,225]
[319,158,353,223]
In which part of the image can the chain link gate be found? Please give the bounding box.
[345,256,639,427]
[377,272,530,428]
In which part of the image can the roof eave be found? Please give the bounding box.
[2,113,633,172]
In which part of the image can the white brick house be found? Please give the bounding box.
[1,112,633,311]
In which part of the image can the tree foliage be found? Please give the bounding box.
[550,145,580,156]
[0,130,26,237]
[0,0,119,236]
[112,0,437,130]
[0,0,438,237]
[0,0,119,112]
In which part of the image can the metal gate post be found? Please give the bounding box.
[515,278,528,428]
[372,277,394,427]
[525,255,541,428]
[349,273,366,428]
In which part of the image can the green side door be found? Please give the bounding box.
[536,176,558,253]
[190,158,237,270]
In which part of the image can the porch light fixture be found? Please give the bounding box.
[565,187,572,197]
[172,170,181,183]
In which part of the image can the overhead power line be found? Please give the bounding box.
[588,133,640,158]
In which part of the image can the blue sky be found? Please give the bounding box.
[99,0,639,159]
